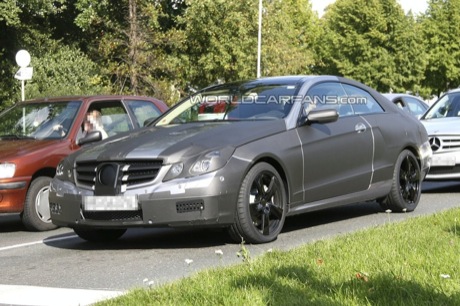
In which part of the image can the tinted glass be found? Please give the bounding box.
[305,82,353,116]
[405,97,428,116]
[341,84,384,114]
[126,100,162,127]
[0,101,81,140]
[156,83,300,125]
[424,93,460,119]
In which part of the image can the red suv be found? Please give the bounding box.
[0,95,168,231]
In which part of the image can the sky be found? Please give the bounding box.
[311,0,429,17]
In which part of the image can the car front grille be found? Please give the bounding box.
[429,135,460,153]
[75,159,163,189]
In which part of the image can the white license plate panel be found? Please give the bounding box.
[431,155,456,167]
[83,195,138,211]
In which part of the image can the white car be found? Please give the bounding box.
[421,89,460,180]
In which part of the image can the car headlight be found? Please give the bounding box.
[190,151,225,175]
[0,162,16,179]
[163,147,234,181]
[55,159,74,181]
[163,162,184,181]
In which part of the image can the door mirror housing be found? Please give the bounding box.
[77,131,102,146]
[303,109,339,126]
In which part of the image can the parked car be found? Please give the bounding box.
[420,89,460,180]
[383,93,429,118]
[0,95,168,231]
[49,76,431,244]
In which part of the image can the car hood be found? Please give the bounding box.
[74,120,287,164]
[421,117,460,135]
[0,139,58,160]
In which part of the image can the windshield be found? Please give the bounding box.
[0,101,81,140]
[156,82,300,126]
[424,93,460,119]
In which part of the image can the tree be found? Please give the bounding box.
[318,0,426,93]
[26,43,106,99]
[261,0,319,76]
[0,0,68,108]
[179,0,319,89]
[421,0,460,97]
[74,0,185,104]
[178,0,259,88]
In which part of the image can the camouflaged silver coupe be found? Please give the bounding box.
[49,76,432,244]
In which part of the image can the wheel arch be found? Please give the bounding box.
[30,167,56,187]
[403,145,423,168]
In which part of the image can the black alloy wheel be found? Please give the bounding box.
[380,150,421,212]
[229,162,287,244]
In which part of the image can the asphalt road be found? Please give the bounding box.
[0,180,459,305]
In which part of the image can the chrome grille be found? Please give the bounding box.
[75,160,163,188]
[429,135,460,152]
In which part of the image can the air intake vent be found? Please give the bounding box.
[176,200,204,213]
[83,210,142,222]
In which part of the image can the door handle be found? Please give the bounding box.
[355,122,367,133]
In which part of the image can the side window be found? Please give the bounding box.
[341,84,384,115]
[405,97,426,115]
[126,100,162,127]
[85,102,132,138]
[305,82,352,116]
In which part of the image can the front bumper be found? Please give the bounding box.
[49,171,240,229]
[425,151,460,180]
[0,179,28,212]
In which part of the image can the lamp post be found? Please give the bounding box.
[15,49,33,101]
[257,0,262,78]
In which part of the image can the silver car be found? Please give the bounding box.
[49,76,431,244]
[421,89,460,180]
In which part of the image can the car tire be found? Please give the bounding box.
[379,150,421,212]
[228,162,287,244]
[22,176,58,231]
[74,228,127,242]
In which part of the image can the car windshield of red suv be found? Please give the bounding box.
[0,101,81,140]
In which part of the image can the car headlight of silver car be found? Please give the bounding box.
[0,162,15,179]
[164,147,235,181]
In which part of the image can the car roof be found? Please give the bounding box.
[199,75,375,94]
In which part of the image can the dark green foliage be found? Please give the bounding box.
[0,0,459,109]
[422,0,460,96]
[318,0,426,94]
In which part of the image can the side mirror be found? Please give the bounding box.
[303,109,339,125]
[77,130,102,146]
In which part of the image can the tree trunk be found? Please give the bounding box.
[128,0,139,94]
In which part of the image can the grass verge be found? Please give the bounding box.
[97,208,460,305]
